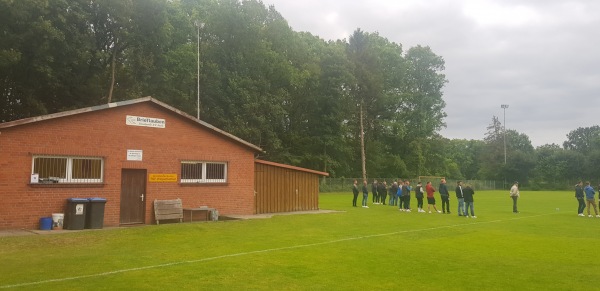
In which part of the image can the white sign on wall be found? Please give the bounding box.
[126,115,166,128]
[127,150,143,161]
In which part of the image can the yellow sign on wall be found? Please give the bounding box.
[149,174,178,182]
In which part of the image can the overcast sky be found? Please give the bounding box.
[261,0,599,147]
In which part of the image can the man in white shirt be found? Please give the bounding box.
[510,181,520,213]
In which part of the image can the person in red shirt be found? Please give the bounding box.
[425,181,442,213]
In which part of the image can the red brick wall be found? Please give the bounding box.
[0,102,256,230]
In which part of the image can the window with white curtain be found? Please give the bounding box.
[32,155,104,183]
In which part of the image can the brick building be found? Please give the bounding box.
[0,97,269,230]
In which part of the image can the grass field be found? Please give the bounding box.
[1,190,598,290]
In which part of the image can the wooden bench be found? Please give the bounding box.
[154,198,183,225]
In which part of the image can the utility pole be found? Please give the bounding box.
[501,104,509,189]
[195,21,205,120]
[501,104,509,164]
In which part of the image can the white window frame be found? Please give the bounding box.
[180,161,228,184]
[31,155,104,183]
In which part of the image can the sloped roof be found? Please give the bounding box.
[255,159,329,176]
[0,96,263,153]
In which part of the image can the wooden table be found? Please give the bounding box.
[183,207,215,222]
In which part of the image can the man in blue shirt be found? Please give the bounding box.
[584,181,599,218]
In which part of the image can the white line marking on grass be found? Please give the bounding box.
[0,212,558,289]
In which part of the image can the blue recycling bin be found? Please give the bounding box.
[65,198,88,230]
[39,217,52,230]
[85,198,107,229]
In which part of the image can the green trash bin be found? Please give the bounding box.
[65,198,88,230]
[85,198,107,229]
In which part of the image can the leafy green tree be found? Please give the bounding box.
[504,148,535,184]
[505,129,536,185]
[347,29,379,180]
[479,116,535,184]
[344,30,451,179]
[532,144,585,188]
[478,116,504,180]
[278,34,355,177]
[0,0,454,181]
[445,139,485,179]
[0,0,175,120]
[400,45,447,137]
[563,126,600,154]
[582,149,600,179]
[0,0,98,121]
[533,144,563,182]
[189,0,294,160]
[396,45,447,177]
[87,0,173,103]
[506,129,534,153]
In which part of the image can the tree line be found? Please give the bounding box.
[1,0,598,189]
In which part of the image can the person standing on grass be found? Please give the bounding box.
[372,180,379,205]
[455,181,465,216]
[584,182,599,217]
[510,181,520,213]
[378,181,388,205]
[463,184,476,218]
[402,180,412,212]
[390,181,399,206]
[397,179,404,210]
[439,178,450,214]
[575,181,585,216]
[361,180,369,208]
[415,181,425,212]
[425,181,441,213]
[352,179,359,207]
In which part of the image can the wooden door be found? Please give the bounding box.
[120,169,147,224]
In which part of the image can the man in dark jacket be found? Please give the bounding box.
[439,179,450,214]
[378,181,388,205]
[402,180,412,212]
[352,180,359,207]
[575,181,585,216]
[415,181,424,212]
[372,180,379,204]
[463,185,476,218]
